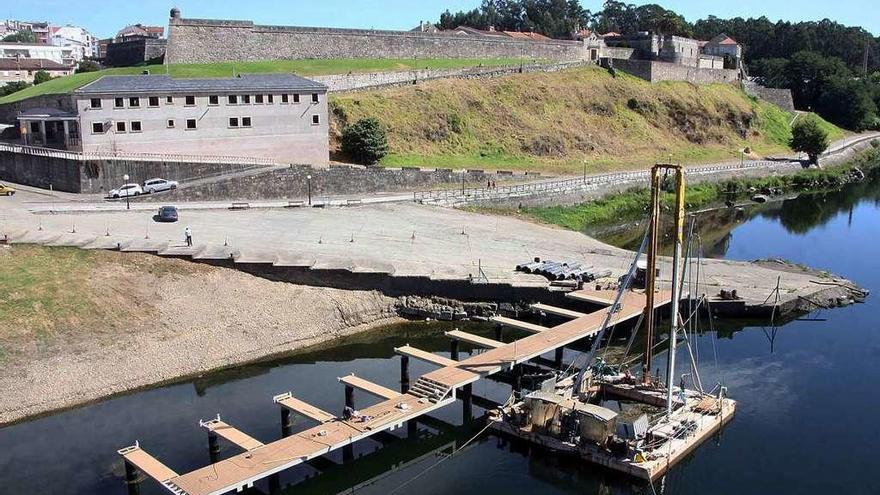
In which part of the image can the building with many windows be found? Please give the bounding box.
[15,74,330,165]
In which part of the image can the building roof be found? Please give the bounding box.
[0,58,70,70]
[503,31,551,41]
[116,24,164,39]
[74,74,328,95]
[707,33,739,46]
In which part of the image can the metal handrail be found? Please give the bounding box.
[0,143,278,166]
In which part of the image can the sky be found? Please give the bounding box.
[5,0,878,39]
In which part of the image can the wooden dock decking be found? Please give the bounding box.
[119,289,671,495]
[529,303,587,320]
[200,418,264,451]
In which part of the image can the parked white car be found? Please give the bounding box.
[109,183,143,199]
[143,178,179,194]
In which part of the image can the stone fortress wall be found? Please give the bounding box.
[164,13,586,64]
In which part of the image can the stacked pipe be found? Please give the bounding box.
[516,259,612,283]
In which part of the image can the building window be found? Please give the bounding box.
[228,95,237,105]
[91,122,103,134]
[312,93,319,103]
[114,97,124,108]
[167,119,175,128]
[148,96,159,107]
[311,115,320,125]
[166,96,174,104]
[130,121,142,132]
[293,94,300,103]
[267,94,274,104]
[228,117,239,128]
[185,95,195,106]
[242,95,251,104]
[209,95,219,105]
[90,98,102,109]
[281,94,289,104]
[242,117,252,127]
[129,97,140,107]
[116,121,126,133]
[255,94,264,104]
[186,119,197,130]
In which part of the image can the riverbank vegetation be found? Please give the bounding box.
[331,66,842,173]
[514,147,880,232]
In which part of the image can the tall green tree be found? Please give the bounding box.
[2,30,36,43]
[790,117,830,164]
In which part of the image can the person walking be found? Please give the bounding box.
[184,226,193,247]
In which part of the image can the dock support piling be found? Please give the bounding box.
[208,431,220,463]
[513,365,523,392]
[124,460,141,495]
[407,419,418,438]
[342,444,354,463]
[462,384,473,423]
[268,473,281,493]
[450,339,460,361]
[400,355,410,393]
[280,408,293,438]
[345,385,354,410]
[554,347,564,369]
[494,324,503,342]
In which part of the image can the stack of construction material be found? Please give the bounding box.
[516,258,611,282]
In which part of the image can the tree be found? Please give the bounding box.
[0,81,31,97]
[75,60,101,74]
[33,70,52,85]
[816,77,878,130]
[790,117,830,164]
[341,118,389,165]
[2,30,36,43]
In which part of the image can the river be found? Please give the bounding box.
[1,178,879,494]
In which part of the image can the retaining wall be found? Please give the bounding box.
[165,17,585,64]
[135,165,542,202]
[0,150,265,193]
[613,59,739,84]
[743,81,795,112]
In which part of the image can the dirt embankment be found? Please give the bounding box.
[0,245,400,425]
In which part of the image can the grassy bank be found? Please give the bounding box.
[332,66,844,174]
[0,58,525,104]
[517,147,880,232]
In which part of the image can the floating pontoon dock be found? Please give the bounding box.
[118,289,670,495]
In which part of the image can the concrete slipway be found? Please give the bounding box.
[0,187,863,316]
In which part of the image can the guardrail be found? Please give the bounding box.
[413,160,799,204]
[0,143,278,166]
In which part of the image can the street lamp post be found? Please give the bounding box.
[123,173,130,210]
[306,175,312,206]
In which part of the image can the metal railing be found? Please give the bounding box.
[413,160,800,204]
[0,142,278,166]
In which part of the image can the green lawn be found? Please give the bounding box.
[0,58,527,104]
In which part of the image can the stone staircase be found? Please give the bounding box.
[408,377,452,403]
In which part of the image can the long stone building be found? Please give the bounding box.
[15,73,329,165]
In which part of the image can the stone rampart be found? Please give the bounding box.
[743,81,795,112]
[311,61,589,92]
[165,17,585,64]
[613,59,739,84]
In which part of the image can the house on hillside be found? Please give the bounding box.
[13,74,330,165]
[702,33,743,69]
[0,57,73,83]
[0,42,76,66]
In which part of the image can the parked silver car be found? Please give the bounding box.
[108,183,143,199]
[143,178,179,194]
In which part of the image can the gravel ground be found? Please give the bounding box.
[0,263,399,426]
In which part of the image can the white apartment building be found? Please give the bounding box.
[0,42,75,66]
[50,25,96,61]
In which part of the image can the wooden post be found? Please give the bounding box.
[450,339,459,361]
[280,408,293,438]
[124,460,141,495]
[208,431,220,464]
[462,384,473,423]
[400,355,410,393]
[643,166,661,384]
[345,385,354,409]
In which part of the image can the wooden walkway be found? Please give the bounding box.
[119,289,670,495]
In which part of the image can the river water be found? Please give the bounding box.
[1,178,879,495]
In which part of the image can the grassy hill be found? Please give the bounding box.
[331,66,845,174]
[0,58,525,104]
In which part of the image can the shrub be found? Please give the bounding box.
[0,81,31,97]
[790,117,830,164]
[33,70,52,85]
[75,60,101,74]
[341,118,389,165]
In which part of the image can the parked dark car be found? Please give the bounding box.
[155,206,179,222]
